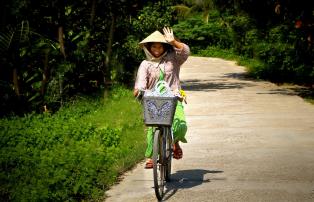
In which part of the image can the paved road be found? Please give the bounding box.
[105,56,314,202]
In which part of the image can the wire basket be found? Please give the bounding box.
[142,81,177,126]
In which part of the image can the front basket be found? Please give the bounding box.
[143,96,177,126]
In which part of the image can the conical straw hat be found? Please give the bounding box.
[139,31,168,46]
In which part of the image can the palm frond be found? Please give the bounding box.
[173,5,192,19]
[0,28,15,53]
[0,21,57,56]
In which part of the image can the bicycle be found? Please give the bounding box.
[144,121,173,200]
[139,81,178,200]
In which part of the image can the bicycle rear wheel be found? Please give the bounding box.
[153,128,166,200]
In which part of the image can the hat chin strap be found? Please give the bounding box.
[143,46,167,63]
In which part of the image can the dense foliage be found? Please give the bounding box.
[174,0,314,85]
[0,86,146,201]
[0,0,177,116]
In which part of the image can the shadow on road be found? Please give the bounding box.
[257,86,314,100]
[163,169,224,201]
[224,71,314,100]
[182,73,314,101]
[222,72,252,80]
[181,78,255,92]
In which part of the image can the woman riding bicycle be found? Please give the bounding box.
[133,27,190,169]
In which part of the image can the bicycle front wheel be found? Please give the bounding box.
[153,128,166,200]
[165,127,173,182]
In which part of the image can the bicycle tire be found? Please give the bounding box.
[165,127,172,182]
[153,128,165,200]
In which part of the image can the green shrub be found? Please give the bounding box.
[173,14,233,52]
[243,28,261,58]
[230,14,256,55]
[252,41,295,81]
[0,86,146,201]
[196,46,236,59]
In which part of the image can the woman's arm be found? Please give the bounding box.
[163,27,184,50]
[170,39,184,50]
[163,27,190,65]
[134,61,148,97]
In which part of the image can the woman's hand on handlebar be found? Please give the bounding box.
[134,88,145,101]
[133,89,139,97]
[174,89,187,104]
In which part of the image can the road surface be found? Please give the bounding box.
[105,56,314,202]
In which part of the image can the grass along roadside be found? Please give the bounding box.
[0,86,146,201]
[85,86,147,176]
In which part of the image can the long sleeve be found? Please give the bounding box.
[134,61,148,90]
[173,43,190,67]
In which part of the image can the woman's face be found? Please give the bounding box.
[149,42,165,58]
